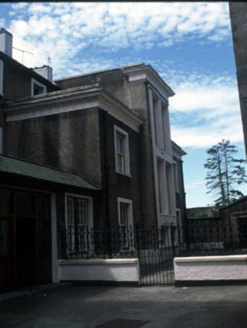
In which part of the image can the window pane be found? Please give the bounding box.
[16,191,35,216]
[116,133,124,154]
[33,83,45,95]
[67,198,74,225]
[36,193,50,217]
[120,203,129,227]
[77,199,89,226]
[0,188,13,215]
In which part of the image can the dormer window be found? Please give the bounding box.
[0,59,3,95]
[31,78,46,96]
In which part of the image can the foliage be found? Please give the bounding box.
[204,139,247,208]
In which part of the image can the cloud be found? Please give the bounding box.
[166,70,244,149]
[7,2,231,76]
[185,181,206,189]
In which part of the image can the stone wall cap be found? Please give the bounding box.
[60,258,139,265]
[174,255,247,263]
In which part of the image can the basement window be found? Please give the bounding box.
[31,78,47,96]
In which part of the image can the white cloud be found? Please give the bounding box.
[185,181,206,189]
[7,2,231,76]
[167,71,244,149]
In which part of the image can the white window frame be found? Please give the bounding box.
[0,60,3,95]
[117,197,133,228]
[114,125,131,176]
[65,193,93,257]
[31,78,47,96]
[117,197,134,250]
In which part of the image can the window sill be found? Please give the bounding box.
[116,171,132,178]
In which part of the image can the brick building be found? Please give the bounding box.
[0,28,186,291]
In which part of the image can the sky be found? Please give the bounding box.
[1,2,246,208]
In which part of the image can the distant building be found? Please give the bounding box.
[187,206,219,219]
[0,28,186,292]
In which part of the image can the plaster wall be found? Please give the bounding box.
[174,255,247,282]
[58,259,140,283]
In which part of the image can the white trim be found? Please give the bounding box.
[148,88,176,226]
[117,197,134,228]
[31,78,47,96]
[5,90,142,132]
[126,65,175,99]
[114,125,131,176]
[0,59,3,95]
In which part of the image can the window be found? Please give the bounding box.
[114,126,130,176]
[117,198,134,249]
[31,78,47,96]
[0,59,3,95]
[65,194,93,258]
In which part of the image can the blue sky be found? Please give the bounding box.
[1,2,246,208]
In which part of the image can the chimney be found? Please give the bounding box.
[33,65,53,82]
[0,28,13,57]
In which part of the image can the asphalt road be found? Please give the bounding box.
[1,284,247,327]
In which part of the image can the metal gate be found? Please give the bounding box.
[136,225,177,285]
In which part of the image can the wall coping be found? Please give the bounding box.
[174,255,247,263]
[59,258,139,266]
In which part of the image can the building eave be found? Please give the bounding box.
[4,85,143,132]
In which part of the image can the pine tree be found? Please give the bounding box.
[204,139,247,208]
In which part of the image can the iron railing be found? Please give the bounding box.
[62,220,247,259]
[61,219,247,285]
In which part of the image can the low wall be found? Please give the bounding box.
[58,258,140,286]
[174,255,247,286]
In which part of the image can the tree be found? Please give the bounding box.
[204,139,247,208]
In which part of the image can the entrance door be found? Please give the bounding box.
[16,216,36,287]
[0,188,52,292]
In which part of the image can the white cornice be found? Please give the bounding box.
[125,65,175,101]
[4,89,143,132]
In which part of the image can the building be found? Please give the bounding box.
[0,28,186,291]
[229,3,247,155]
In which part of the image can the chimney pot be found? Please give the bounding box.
[33,65,53,82]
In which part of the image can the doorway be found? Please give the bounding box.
[0,188,52,292]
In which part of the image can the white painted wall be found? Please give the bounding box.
[58,259,140,283]
[174,255,247,282]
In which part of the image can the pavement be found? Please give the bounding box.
[0,283,247,327]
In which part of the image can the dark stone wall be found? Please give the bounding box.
[5,108,102,187]
[0,52,58,102]
[57,70,157,226]
[99,111,142,227]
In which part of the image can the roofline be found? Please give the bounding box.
[123,64,175,97]
[54,62,175,98]
[0,51,58,88]
[4,84,143,130]
[0,154,99,190]
[220,196,247,210]
[172,140,187,156]
[54,62,146,82]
